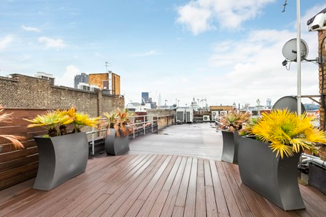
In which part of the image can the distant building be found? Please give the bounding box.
[77,82,100,92]
[74,73,89,89]
[126,102,151,112]
[147,97,157,109]
[35,72,55,85]
[88,71,120,95]
[266,98,272,109]
[304,103,320,111]
[141,92,149,105]
[157,93,162,107]
[190,98,199,111]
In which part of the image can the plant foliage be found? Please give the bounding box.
[219,109,251,132]
[239,117,260,136]
[0,105,24,149]
[24,107,100,137]
[252,109,326,158]
[103,108,134,137]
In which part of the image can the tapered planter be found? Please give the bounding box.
[238,137,305,211]
[308,163,326,195]
[33,132,88,191]
[105,129,130,156]
[221,131,239,163]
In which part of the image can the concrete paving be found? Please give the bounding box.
[128,122,223,160]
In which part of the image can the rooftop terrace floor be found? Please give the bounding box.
[128,123,222,160]
[1,124,326,216]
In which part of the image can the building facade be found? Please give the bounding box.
[89,71,120,95]
[74,73,89,89]
[141,92,149,105]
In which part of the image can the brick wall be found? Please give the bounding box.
[0,74,124,117]
[147,109,176,130]
[319,31,326,130]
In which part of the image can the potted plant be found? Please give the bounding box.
[103,108,134,156]
[0,105,24,152]
[218,109,250,163]
[24,107,99,191]
[238,109,326,210]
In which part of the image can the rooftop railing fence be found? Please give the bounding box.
[86,114,174,156]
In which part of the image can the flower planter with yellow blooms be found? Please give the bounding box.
[25,107,100,191]
[238,109,326,211]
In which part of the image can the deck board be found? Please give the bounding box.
[0,154,323,217]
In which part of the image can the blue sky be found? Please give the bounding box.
[0,0,326,107]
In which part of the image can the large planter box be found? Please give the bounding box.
[221,131,239,164]
[105,129,130,156]
[238,137,305,211]
[309,163,326,195]
[33,132,89,191]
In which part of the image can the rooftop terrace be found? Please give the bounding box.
[0,124,325,216]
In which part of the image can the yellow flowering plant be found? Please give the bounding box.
[24,107,100,137]
[252,109,326,158]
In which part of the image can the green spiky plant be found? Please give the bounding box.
[0,105,24,149]
[219,109,251,132]
[103,108,134,137]
[239,117,260,136]
[102,111,117,129]
[252,109,326,158]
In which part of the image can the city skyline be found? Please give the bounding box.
[0,0,325,106]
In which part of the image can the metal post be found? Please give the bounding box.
[296,0,302,115]
[151,115,154,133]
[143,116,146,135]
[133,117,135,139]
[91,127,95,156]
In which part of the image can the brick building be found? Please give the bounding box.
[88,71,120,95]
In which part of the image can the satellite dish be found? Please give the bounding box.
[282,38,309,62]
[272,96,305,113]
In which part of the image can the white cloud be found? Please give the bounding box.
[206,28,319,106]
[0,35,14,51]
[38,36,66,49]
[22,25,41,32]
[132,50,162,57]
[55,65,81,87]
[176,0,275,34]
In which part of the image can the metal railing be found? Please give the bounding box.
[86,114,174,156]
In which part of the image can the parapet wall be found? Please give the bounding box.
[0,74,124,117]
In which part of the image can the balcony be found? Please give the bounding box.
[1,124,325,216]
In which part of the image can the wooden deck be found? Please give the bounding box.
[1,154,326,217]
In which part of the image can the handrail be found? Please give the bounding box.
[86,114,173,156]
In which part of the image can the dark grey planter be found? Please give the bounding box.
[105,129,130,156]
[308,163,326,195]
[221,131,239,163]
[33,132,88,191]
[238,137,305,211]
